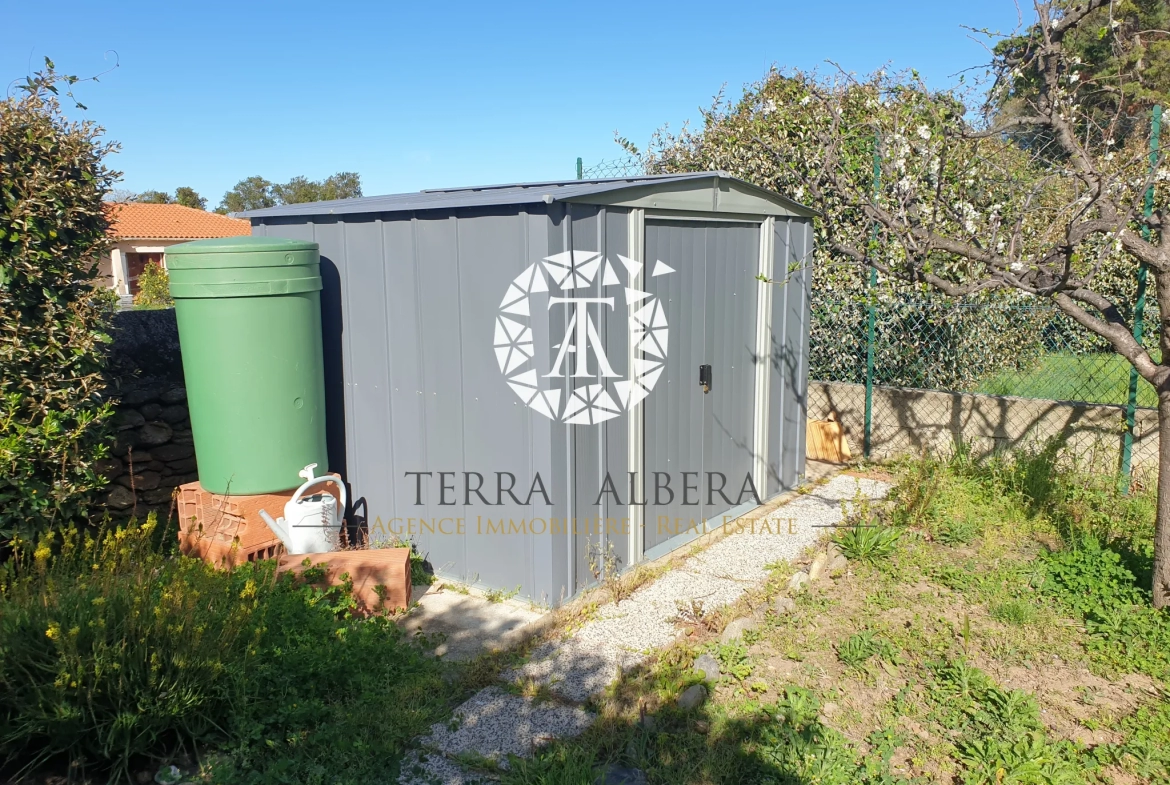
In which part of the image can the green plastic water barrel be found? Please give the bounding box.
[167,236,328,495]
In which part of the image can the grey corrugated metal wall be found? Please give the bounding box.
[642,219,761,558]
[767,218,812,496]
[252,207,811,605]
[253,210,564,603]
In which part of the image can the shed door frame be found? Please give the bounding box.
[627,210,775,564]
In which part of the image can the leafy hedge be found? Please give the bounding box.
[0,61,119,541]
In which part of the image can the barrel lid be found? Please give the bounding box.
[166,236,319,255]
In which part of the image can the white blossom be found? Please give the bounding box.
[916,124,932,140]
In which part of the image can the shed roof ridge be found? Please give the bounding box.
[239,171,815,219]
[418,171,728,194]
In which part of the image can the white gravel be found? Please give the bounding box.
[399,473,892,782]
[411,686,594,766]
[511,474,892,702]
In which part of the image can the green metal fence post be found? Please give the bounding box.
[1121,104,1163,490]
[576,157,584,180]
[864,133,881,459]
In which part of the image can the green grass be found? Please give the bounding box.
[975,352,1157,407]
[489,449,1170,785]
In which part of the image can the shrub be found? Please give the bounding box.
[0,60,120,542]
[133,261,173,309]
[0,515,451,783]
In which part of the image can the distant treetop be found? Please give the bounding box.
[216,172,363,214]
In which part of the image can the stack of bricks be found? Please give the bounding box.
[175,482,292,568]
[177,480,414,611]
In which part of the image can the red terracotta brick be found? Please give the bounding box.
[176,481,291,568]
[277,549,412,612]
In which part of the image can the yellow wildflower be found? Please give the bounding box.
[239,579,257,599]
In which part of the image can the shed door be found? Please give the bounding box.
[642,219,760,559]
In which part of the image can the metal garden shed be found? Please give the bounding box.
[242,172,815,605]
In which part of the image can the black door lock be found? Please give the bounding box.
[699,364,712,394]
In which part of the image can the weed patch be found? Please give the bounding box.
[833,524,901,563]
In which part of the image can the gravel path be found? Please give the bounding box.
[399,473,891,784]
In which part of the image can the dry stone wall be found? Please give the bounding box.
[101,308,195,519]
[99,381,196,518]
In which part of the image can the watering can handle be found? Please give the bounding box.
[289,474,347,518]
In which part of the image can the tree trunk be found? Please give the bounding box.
[1155,393,1170,608]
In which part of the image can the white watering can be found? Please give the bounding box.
[259,464,347,554]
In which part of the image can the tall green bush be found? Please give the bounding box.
[0,60,120,541]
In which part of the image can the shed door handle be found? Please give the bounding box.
[699,364,712,393]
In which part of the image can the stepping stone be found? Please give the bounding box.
[720,616,759,643]
[511,638,644,703]
[693,653,721,680]
[415,686,594,766]
[402,588,544,662]
[773,596,796,615]
[677,684,707,710]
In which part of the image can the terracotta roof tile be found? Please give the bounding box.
[105,203,251,240]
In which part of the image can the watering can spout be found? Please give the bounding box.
[259,509,293,549]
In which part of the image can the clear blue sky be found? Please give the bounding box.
[5,1,1022,207]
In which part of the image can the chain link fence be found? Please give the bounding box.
[575,152,1162,481]
[576,156,644,179]
[808,297,1161,481]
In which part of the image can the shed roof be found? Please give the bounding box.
[105,202,251,240]
[239,172,816,220]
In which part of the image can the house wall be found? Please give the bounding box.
[104,240,183,296]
